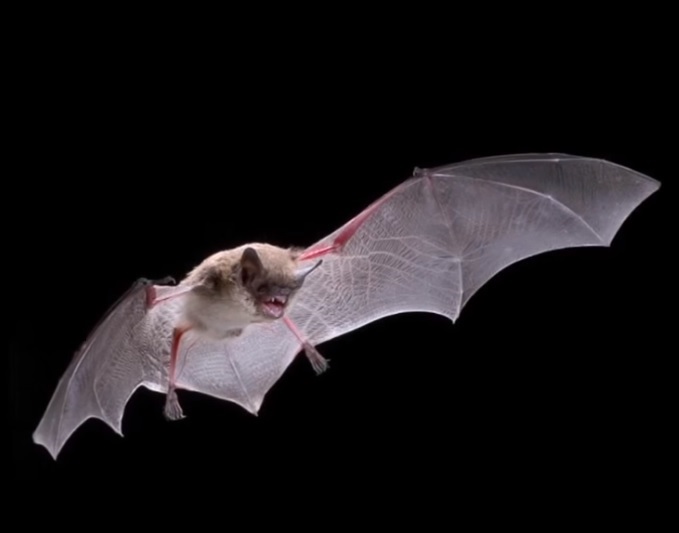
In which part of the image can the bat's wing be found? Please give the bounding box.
[170,153,660,415]
[34,153,660,456]
[33,278,187,459]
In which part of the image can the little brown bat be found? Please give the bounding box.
[160,243,322,419]
[32,153,660,458]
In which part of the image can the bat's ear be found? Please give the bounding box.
[240,247,264,286]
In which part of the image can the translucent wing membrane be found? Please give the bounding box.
[33,154,660,458]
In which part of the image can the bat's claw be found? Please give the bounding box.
[153,276,176,286]
[413,166,429,177]
[303,342,330,375]
[136,276,176,292]
[163,388,185,421]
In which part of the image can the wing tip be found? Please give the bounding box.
[247,396,263,415]
[32,430,61,461]
[603,167,661,247]
[602,158,662,192]
[31,412,124,461]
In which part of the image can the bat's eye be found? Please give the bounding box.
[256,283,270,295]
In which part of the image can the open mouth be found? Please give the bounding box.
[261,296,288,318]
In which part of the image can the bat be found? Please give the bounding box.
[32,153,660,459]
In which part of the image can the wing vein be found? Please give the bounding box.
[432,172,604,243]
[228,354,255,412]
[424,176,464,317]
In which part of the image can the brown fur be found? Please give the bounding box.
[178,243,308,339]
[183,243,302,286]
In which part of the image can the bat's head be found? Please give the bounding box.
[238,244,322,321]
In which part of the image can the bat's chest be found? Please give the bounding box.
[182,294,254,338]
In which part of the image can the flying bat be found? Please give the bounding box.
[32,153,660,459]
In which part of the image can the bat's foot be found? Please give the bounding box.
[303,342,330,375]
[163,388,185,421]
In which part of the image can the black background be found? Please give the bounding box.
[9,14,674,523]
